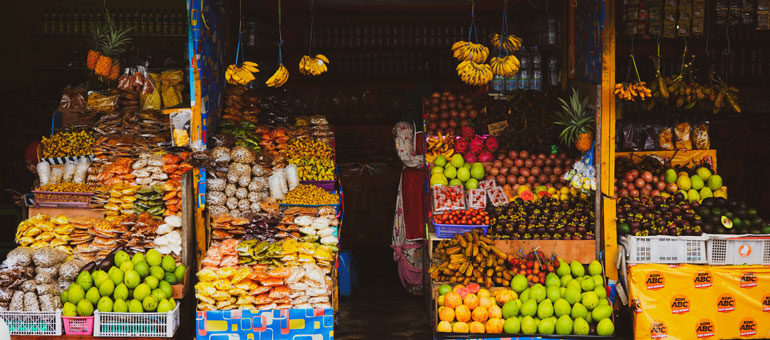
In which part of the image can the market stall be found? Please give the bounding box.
[605,1,770,339]
[0,3,194,338]
[416,0,621,339]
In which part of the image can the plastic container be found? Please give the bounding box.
[93,304,180,337]
[32,191,94,208]
[433,220,489,238]
[0,310,62,335]
[706,234,770,265]
[486,186,509,207]
[63,316,94,335]
[466,189,487,210]
[624,235,707,264]
[431,186,465,213]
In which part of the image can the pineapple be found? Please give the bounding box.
[109,63,119,80]
[88,9,132,80]
[87,50,101,70]
[554,88,594,152]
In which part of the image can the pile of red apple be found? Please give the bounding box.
[433,209,490,225]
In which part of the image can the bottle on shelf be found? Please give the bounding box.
[531,46,542,90]
[548,55,559,87]
[42,10,50,34]
[519,47,530,89]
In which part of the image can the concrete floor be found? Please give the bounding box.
[335,247,433,340]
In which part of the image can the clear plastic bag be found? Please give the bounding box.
[62,162,76,183]
[5,247,34,267]
[285,165,299,190]
[268,173,285,200]
[37,162,51,187]
[32,247,67,268]
[49,168,63,185]
[73,158,90,184]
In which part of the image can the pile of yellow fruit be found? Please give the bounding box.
[285,139,335,181]
[281,184,339,206]
[41,130,95,158]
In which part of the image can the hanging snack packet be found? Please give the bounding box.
[658,123,674,151]
[693,120,710,150]
[674,121,692,150]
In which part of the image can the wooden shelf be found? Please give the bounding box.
[616,149,717,171]
[28,206,105,219]
[428,231,597,263]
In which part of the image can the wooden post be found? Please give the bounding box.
[600,0,618,281]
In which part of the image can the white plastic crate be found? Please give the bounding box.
[706,235,770,265]
[0,310,62,335]
[624,235,708,264]
[94,303,180,337]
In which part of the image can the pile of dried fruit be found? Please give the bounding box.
[36,183,94,193]
[281,185,339,206]
[40,130,95,158]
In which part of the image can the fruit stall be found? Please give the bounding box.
[417,0,622,338]
[0,1,196,338]
[604,1,770,339]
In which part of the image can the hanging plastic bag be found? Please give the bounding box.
[285,164,299,190]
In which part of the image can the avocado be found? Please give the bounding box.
[701,197,715,208]
[734,208,748,219]
[751,217,764,228]
[711,208,722,217]
[742,219,752,230]
[709,215,722,226]
[747,208,758,218]
[702,222,715,233]
[714,197,727,208]
[728,201,740,209]
[762,225,770,234]
[721,216,733,229]
[732,218,744,231]
[698,207,711,218]
[618,223,631,235]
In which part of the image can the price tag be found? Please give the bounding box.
[487,120,508,136]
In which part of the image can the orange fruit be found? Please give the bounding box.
[452,322,469,333]
[438,307,455,322]
[469,321,486,333]
[455,305,471,322]
[463,293,479,309]
[444,292,462,309]
[471,306,489,323]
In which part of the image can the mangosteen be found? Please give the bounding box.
[638,206,648,214]
[556,227,566,234]
[684,228,693,235]
[560,203,571,211]
[665,197,675,205]
[542,234,552,240]
[631,221,642,231]
[536,226,547,234]
[643,222,653,230]
[619,197,631,205]
[630,200,641,209]
[671,207,682,215]
[662,213,672,221]
[659,228,670,235]
[583,233,595,240]
[683,212,695,221]
[566,225,577,233]
[571,233,583,240]
[651,196,664,205]
[577,225,588,233]
[659,205,669,213]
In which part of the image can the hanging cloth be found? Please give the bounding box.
[391,122,426,295]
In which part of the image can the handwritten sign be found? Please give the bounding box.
[488,120,509,136]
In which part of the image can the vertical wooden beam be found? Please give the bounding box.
[568,1,576,82]
[600,0,618,281]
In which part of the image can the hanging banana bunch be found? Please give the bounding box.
[490,33,522,53]
[267,0,289,87]
[489,56,520,77]
[453,1,492,86]
[266,64,289,88]
[225,1,258,86]
[226,61,259,85]
[451,41,489,63]
[614,82,652,101]
[298,0,329,77]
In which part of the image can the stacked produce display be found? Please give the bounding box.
[195,99,342,321]
[429,231,614,337]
